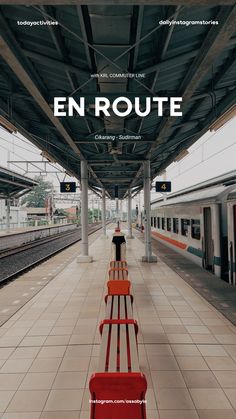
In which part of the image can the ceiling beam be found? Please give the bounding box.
[0,35,83,156]
[1,1,234,5]
[0,12,47,96]
[128,5,236,191]
[22,48,89,78]
[76,5,95,71]
[134,5,180,149]
[178,47,236,131]
[90,160,143,165]
[101,178,131,183]
[0,26,109,193]
[40,5,77,91]
[0,100,82,181]
[74,139,155,143]
[129,6,144,72]
[0,176,35,189]
[139,36,236,75]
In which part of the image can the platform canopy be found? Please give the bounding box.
[0,166,37,199]
[0,2,235,198]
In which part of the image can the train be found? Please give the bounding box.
[149,175,236,285]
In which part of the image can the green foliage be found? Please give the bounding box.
[88,208,101,222]
[21,176,54,208]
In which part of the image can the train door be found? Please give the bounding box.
[203,207,214,270]
[231,205,236,284]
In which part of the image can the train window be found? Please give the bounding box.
[157,217,160,228]
[154,217,156,228]
[181,219,190,236]
[191,219,200,240]
[167,218,171,231]
[151,217,153,227]
[162,217,165,230]
[173,218,179,234]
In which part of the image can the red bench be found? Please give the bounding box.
[89,296,147,419]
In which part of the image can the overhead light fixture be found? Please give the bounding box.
[174,149,189,162]
[0,115,17,134]
[210,105,236,132]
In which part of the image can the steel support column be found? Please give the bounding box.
[127,189,134,239]
[142,161,157,263]
[78,160,93,263]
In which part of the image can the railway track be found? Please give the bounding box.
[0,223,102,285]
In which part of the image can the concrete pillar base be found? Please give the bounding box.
[141,255,157,263]
[77,255,93,263]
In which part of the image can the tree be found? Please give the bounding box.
[21,176,54,207]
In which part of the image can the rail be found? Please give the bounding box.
[0,223,103,284]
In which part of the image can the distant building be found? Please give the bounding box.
[0,200,27,228]
[22,207,47,220]
[64,207,77,221]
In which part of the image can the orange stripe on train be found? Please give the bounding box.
[152,231,187,250]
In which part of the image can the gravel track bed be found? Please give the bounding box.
[0,225,100,283]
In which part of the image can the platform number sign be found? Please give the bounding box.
[60,182,76,193]
[155,181,171,193]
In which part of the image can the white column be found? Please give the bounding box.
[142,160,157,263]
[102,188,107,237]
[91,196,95,223]
[6,197,10,232]
[115,198,119,225]
[78,160,93,263]
[127,189,134,239]
[120,200,123,221]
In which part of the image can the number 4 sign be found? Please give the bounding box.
[155,181,171,193]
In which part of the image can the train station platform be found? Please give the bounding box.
[0,224,66,237]
[0,223,77,251]
[0,228,236,419]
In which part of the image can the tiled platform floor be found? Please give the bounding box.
[0,227,102,327]
[0,229,236,418]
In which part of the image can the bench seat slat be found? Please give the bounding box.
[126,296,133,318]
[119,324,128,372]
[105,295,112,319]
[110,260,127,269]
[108,324,118,372]
[112,296,118,318]
[98,324,109,372]
[109,268,129,281]
[128,324,140,372]
[119,296,126,319]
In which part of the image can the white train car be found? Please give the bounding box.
[227,189,236,285]
[150,183,236,283]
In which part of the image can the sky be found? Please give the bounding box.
[0,116,236,209]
